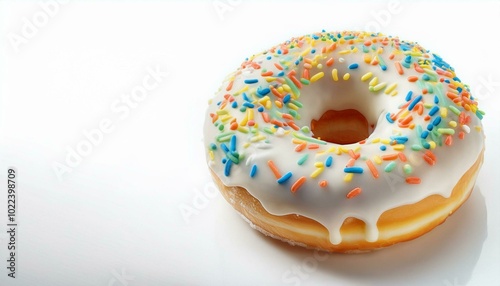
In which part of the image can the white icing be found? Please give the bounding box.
[204,32,485,245]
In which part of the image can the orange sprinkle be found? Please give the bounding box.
[422,89,428,94]
[366,160,379,179]
[346,187,362,199]
[327,42,337,52]
[261,112,270,123]
[261,71,273,77]
[364,40,372,46]
[230,122,238,130]
[425,150,437,161]
[270,86,284,98]
[395,62,404,75]
[445,135,453,146]
[270,119,284,127]
[459,131,465,139]
[400,115,413,125]
[289,75,303,88]
[406,177,421,184]
[447,92,459,100]
[424,115,431,121]
[407,76,419,82]
[302,69,310,80]
[211,114,219,123]
[291,176,306,193]
[287,121,300,131]
[267,160,282,179]
[348,149,360,159]
[287,70,297,77]
[326,57,334,66]
[346,158,356,167]
[398,152,407,162]
[308,144,320,150]
[319,180,328,188]
[282,113,294,120]
[423,154,436,166]
[295,142,307,152]
[274,63,284,70]
[381,153,399,161]
[226,80,234,91]
[414,62,424,73]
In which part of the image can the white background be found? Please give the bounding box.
[1,1,499,285]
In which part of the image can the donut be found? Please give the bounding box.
[204,31,485,252]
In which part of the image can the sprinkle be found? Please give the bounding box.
[267,160,282,179]
[395,61,404,75]
[344,166,364,174]
[372,82,387,92]
[250,164,258,177]
[326,58,334,66]
[277,171,293,184]
[384,83,397,94]
[366,160,379,178]
[437,128,455,135]
[310,167,324,178]
[348,63,359,69]
[244,79,258,84]
[310,72,325,82]
[325,156,333,167]
[407,76,418,82]
[297,154,309,165]
[448,105,461,115]
[361,72,373,81]
[384,161,397,172]
[405,177,421,184]
[405,91,413,101]
[292,132,327,145]
[319,180,328,188]
[408,95,423,111]
[331,69,339,81]
[290,176,306,193]
[343,173,354,182]
[343,73,350,80]
[403,164,413,174]
[346,187,362,199]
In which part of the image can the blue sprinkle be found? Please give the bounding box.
[221,143,230,154]
[457,87,463,93]
[295,60,300,65]
[385,113,395,123]
[257,106,264,112]
[283,94,291,104]
[224,160,232,176]
[222,158,227,164]
[432,116,442,126]
[429,105,440,116]
[277,171,293,184]
[381,65,387,71]
[230,135,237,152]
[421,130,429,139]
[391,136,408,144]
[476,110,484,120]
[427,124,434,131]
[244,79,258,84]
[311,49,316,54]
[405,91,413,102]
[209,143,217,150]
[266,56,272,60]
[277,50,282,54]
[257,87,271,96]
[277,71,285,77]
[242,92,250,102]
[348,63,359,69]
[325,156,333,167]
[408,95,423,111]
[344,167,364,174]
[380,145,387,151]
[422,74,430,81]
[250,165,257,178]
[423,142,431,149]
[231,101,238,108]
[243,102,254,108]
[405,55,412,63]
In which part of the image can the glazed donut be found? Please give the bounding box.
[204,31,485,252]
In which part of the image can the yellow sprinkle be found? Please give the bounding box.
[209,150,214,160]
[361,72,373,81]
[353,146,361,152]
[237,126,249,133]
[363,54,371,63]
[314,162,324,168]
[220,114,232,122]
[265,77,276,82]
[310,167,324,178]
[216,110,228,115]
[317,63,323,69]
[449,120,457,127]
[343,173,354,182]
[475,126,482,131]
[332,69,338,81]
[352,47,359,53]
[440,107,448,118]
[240,111,249,126]
[248,108,254,120]
[339,147,349,153]
[250,134,266,142]
[390,90,398,96]
[282,84,291,93]
[381,138,391,144]
[265,100,272,109]
[243,142,250,148]
[339,49,351,55]
[373,82,387,92]
[343,73,350,80]
[310,72,325,83]
[300,48,311,57]
[287,103,299,110]
[275,100,283,108]
[429,141,436,149]
[258,96,269,105]
[234,85,249,96]
[393,144,405,151]
[423,103,433,109]
[277,86,285,93]
[384,83,397,94]
[371,137,380,143]
[327,146,336,153]
[399,110,410,119]
[369,76,379,86]
[373,155,382,165]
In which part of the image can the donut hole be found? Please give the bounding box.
[311,109,370,145]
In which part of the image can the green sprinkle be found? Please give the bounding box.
[284,77,301,97]
[292,132,327,145]
[300,78,310,85]
[297,154,309,165]
[226,152,239,164]
[301,126,310,133]
[448,105,461,115]
[216,131,235,142]
[403,164,413,174]
[411,144,423,151]
[218,124,224,131]
[437,128,455,135]
[384,161,397,172]
[290,99,303,108]
[263,127,274,134]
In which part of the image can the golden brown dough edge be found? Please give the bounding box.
[210,148,484,253]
